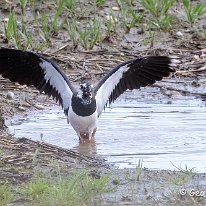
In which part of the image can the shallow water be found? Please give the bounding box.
[7,91,206,172]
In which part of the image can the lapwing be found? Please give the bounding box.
[0,48,176,143]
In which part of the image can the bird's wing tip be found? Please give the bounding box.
[168,56,181,69]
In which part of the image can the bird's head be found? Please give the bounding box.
[79,80,93,100]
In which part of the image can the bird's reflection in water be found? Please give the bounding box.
[74,142,97,156]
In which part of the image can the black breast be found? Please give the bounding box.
[71,96,96,117]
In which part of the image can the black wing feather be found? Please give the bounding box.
[0,48,76,113]
[95,56,175,115]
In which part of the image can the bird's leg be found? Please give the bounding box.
[79,135,84,144]
[79,132,90,144]
[90,127,97,143]
[79,129,96,144]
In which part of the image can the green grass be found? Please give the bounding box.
[141,0,175,31]
[0,170,109,206]
[3,11,14,43]
[40,14,50,42]
[169,173,192,186]
[64,0,77,13]
[169,162,195,185]
[50,0,66,34]
[22,178,50,200]
[28,0,36,13]
[65,0,93,19]
[141,0,176,18]
[105,12,118,37]
[19,171,109,206]
[135,159,143,181]
[0,185,13,206]
[165,163,196,188]
[76,18,103,50]
[116,0,144,33]
[96,0,105,7]
[2,0,206,51]
[19,0,27,15]
[182,0,206,27]
[10,13,22,49]
[67,18,78,48]
[171,162,196,174]
[3,10,33,50]
[2,0,105,50]
[127,9,144,32]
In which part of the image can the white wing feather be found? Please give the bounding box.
[95,64,130,116]
[40,59,73,110]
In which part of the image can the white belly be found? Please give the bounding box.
[68,107,98,137]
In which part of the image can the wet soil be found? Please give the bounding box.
[0,0,206,205]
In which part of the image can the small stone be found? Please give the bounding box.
[191,80,200,87]
[176,31,183,37]
[143,23,147,28]
[193,54,200,61]
[6,91,15,100]
[18,106,26,111]
[4,18,9,23]
[112,179,120,185]
[23,103,31,107]
[35,104,45,110]
[112,6,119,11]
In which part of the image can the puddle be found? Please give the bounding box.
[6,90,206,172]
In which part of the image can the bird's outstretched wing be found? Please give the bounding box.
[0,48,77,115]
[94,56,175,116]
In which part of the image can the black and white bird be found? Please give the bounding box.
[0,48,175,143]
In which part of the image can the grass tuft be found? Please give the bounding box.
[65,0,77,12]
[40,14,50,42]
[105,12,118,37]
[76,18,102,50]
[20,171,109,206]
[135,159,143,181]
[117,0,144,33]
[182,0,206,27]
[67,18,79,48]
[171,162,196,174]
[96,0,105,7]
[50,0,66,35]
[0,185,13,206]
[141,0,175,31]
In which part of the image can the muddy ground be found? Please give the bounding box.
[1,0,206,205]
